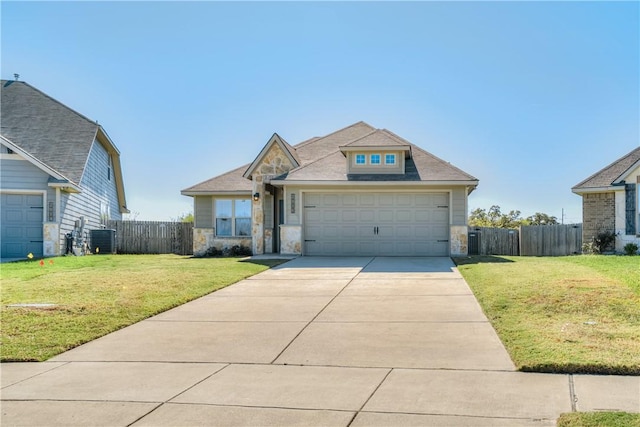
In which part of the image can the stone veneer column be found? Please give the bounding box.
[252,176,265,255]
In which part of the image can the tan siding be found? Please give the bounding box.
[194,196,213,228]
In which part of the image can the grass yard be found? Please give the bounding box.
[454,255,640,375]
[1,255,284,361]
[557,412,640,427]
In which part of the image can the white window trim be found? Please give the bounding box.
[215,198,251,237]
[384,153,396,165]
[370,153,381,165]
[355,154,367,165]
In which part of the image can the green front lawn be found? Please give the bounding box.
[1,255,284,361]
[455,255,640,375]
[557,412,640,427]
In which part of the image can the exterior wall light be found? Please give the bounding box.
[253,192,260,201]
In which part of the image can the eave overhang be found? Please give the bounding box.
[181,190,252,197]
[571,186,620,195]
[270,179,478,187]
[95,128,129,213]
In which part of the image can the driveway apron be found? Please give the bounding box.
[3,257,636,426]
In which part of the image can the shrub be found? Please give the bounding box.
[196,245,252,258]
[590,230,617,254]
[623,242,639,256]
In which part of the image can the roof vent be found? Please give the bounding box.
[13,73,19,81]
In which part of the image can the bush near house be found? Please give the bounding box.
[455,255,640,375]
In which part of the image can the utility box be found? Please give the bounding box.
[90,229,116,254]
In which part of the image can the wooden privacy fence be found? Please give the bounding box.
[105,220,193,255]
[468,227,520,256]
[520,224,582,256]
[468,224,582,257]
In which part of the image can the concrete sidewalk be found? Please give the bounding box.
[2,257,638,426]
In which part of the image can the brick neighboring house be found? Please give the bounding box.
[572,146,640,252]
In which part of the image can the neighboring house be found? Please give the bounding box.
[572,146,640,252]
[0,79,128,259]
[181,121,478,257]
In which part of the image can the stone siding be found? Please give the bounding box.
[582,192,615,244]
[43,223,60,256]
[193,228,214,256]
[280,225,302,255]
[450,225,468,256]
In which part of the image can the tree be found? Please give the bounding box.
[469,205,559,228]
[525,212,558,225]
[174,212,194,223]
[469,205,524,229]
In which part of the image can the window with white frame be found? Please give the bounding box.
[215,199,251,237]
[385,153,396,165]
[355,154,366,165]
[107,155,112,181]
[370,154,381,165]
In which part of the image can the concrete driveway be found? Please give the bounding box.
[2,257,638,426]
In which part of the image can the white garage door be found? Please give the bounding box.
[1,193,44,258]
[303,192,449,256]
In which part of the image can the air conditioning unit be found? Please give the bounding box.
[90,229,116,254]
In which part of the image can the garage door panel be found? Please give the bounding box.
[432,209,449,222]
[1,193,43,258]
[379,210,394,222]
[303,193,450,256]
[322,210,339,222]
[26,209,43,222]
[359,194,375,206]
[359,210,375,221]
[396,210,412,222]
[6,209,24,222]
[342,194,358,205]
[378,194,394,206]
[342,210,358,222]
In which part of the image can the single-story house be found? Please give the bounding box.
[0,79,128,259]
[572,146,640,252]
[182,121,478,257]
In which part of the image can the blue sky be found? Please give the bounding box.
[2,1,638,223]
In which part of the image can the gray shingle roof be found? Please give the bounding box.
[573,146,640,191]
[1,80,100,185]
[182,121,478,194]
[341,129,411,148]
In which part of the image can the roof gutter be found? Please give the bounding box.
[571,186,619,195]
[181,190,253,197]
[269,179,479,187]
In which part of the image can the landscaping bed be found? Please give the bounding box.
[454,255,640,375]
[1,255,284,361]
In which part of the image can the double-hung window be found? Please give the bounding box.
[216,199,251,236]
[370,154,381,165]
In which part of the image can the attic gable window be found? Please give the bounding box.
[355,154,366,165]
[107,155,112,181]
[385,154,396,165]
[370,154,381,165]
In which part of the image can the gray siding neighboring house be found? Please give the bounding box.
[182,122,478,257]
[572,146,640,252]
[1,79,127,259]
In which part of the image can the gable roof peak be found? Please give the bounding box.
[242,132,301,179]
